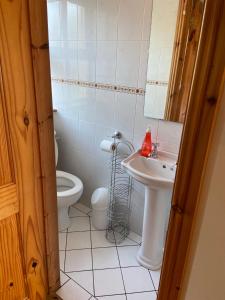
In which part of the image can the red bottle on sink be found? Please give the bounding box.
[140,128,152,157]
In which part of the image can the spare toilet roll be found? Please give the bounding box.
[100,140,116,153]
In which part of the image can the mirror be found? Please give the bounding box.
[144,0,179,121]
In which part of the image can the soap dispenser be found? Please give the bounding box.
[140,127,152,157]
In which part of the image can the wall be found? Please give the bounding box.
[47,0,183,234]
[179,84,225,300]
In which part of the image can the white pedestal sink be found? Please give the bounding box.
[122,151,177,270]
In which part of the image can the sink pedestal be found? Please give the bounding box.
[137,187,171,270]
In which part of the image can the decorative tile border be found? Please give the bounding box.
[147,80,168,86]
[51,78,145,96]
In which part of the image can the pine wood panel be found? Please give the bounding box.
[0,215,27,299]
[0,67,14,186]
[0,0,49,298]
[158,0,225,299]
[28,0,60,292]
[0,184,18,221]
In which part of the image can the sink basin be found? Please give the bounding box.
[122,150,177,270]
[122,151,176,189]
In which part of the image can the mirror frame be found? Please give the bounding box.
[164,0,204,123]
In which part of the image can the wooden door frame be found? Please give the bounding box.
[28,1,60,294]
[8,0,223,298]
[0,0,59,297]
[23,0,225,298]
[158,0,225,299]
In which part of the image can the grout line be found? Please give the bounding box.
[63,228,69,272]
[95,290,157,298]
[69,216,90,219]
[58,278,70,290]
[58,269,70,289]
[67,275,93,298]
[73,205,91,215]
[89,215,96,297]
[65,265,149,274]
[148,270,158,292]
[65,244,139,251]
[114,232,128,300]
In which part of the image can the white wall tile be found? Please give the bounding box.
[97,0,119,41]
[78,41,96,82]
[138,41,150,89]
[77,86,97,123]
[61,0,78,40]
[115,93,137,135]
[49,41,65,78]
[133,96,159,142]
[157,120,183,154]
[77,0,97,41]
[47,0,61,41]
[118,0,146,41]
[48,0,183,235]
[64,41,78,79]
[116,41,141,87]
[96,41,117,84]
[95,90,116,127]
[77,120,96,153]
[142,0,153,41]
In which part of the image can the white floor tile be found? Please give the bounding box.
[93,247,119,269]
[91,230,114,248]
[67,231,91,250]
[98,295,126,299]
[122,267,154,293]
[68,271,94,295]
[74,203,92,214]
[127,291,157,300]
[117,246,139,267]
[68,217,90,232]
[60,271,70,286]
[69,206,87,217]
[87,210,92,217]
[57,279,91,300]
[59,232,67,250]
[94,269,125,297]
[116,238,138,247]
[59,251,65,271]
[128,232,142,244]
[150,269,161,290]
[65,249,92,272]
[113,231,137,247]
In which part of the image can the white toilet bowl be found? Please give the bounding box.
[56,170,83,231]
[54,131,83,231]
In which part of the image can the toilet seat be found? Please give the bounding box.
[56,170,83,198]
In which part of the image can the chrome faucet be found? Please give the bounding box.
[150,142,159,158]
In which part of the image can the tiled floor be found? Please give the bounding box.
[57,203,160,300]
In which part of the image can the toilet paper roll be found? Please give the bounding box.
[100,140,116,153]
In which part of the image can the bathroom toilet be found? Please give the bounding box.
[54,132,83,231]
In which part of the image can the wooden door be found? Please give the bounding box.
[0,0,59,298]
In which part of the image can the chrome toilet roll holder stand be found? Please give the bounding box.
[106,131,135,244]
